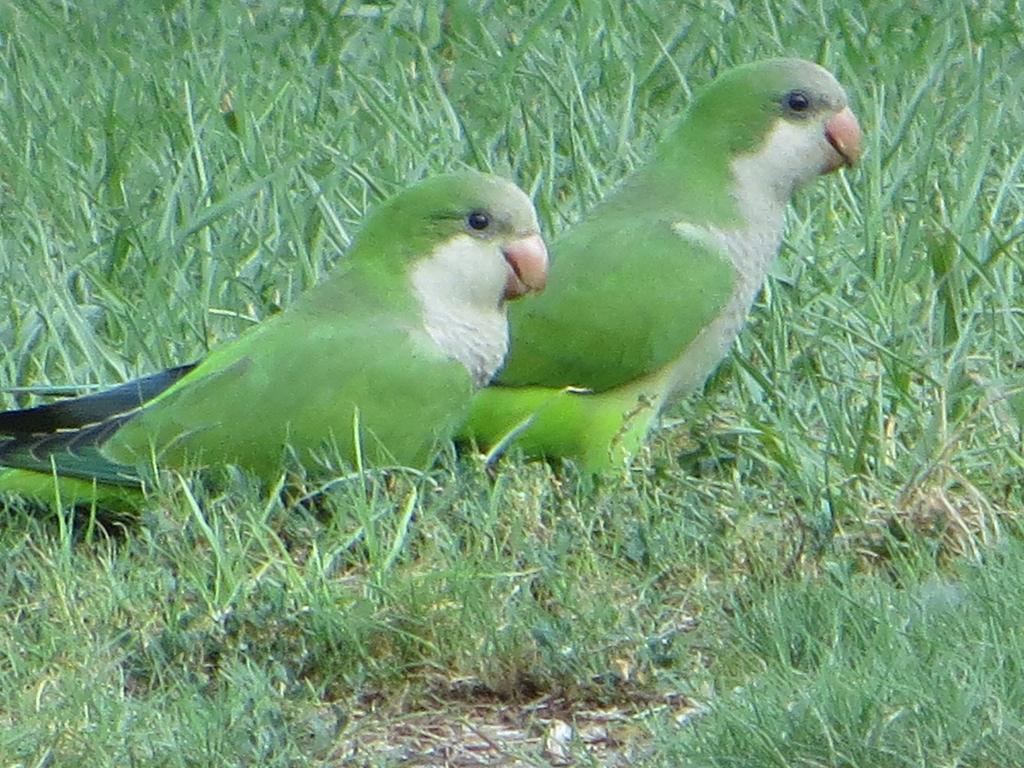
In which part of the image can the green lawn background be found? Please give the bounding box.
[2,1,1023,765]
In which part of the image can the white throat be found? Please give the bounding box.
[411,234,510,387]
[662,120,828,400]
[722,117,835,300]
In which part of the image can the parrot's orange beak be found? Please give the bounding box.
[502,233,549,300]
[824,106,862,172]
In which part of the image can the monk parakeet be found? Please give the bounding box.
[460,58,862,471]
[0,171,548,506]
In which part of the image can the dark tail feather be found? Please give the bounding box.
[0,363,197,436]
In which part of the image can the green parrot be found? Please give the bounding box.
[0,171,548,507]
[459,58,863,471]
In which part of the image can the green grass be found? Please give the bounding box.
[2,0,1024,765]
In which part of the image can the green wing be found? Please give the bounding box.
[497,210,735,392]
[103,304,473,474]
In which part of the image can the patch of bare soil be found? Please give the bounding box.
[333,691,701,766]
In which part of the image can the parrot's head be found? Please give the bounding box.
[359,170,548,311]
[681,58,863,202]
[419,171,549,307]
[355,171,549,385]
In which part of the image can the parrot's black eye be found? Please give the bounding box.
[467,211,491,231]
[786,90,810,112]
